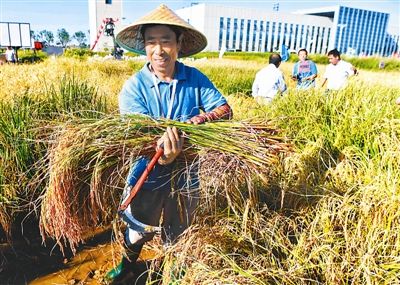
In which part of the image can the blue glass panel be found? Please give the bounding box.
[233,18,238,48]
[218,17,224,50]
[226,18,231,48]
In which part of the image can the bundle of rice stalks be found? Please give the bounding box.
[38,114,292,253]
[154,205,303,285]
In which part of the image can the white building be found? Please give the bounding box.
[176,3,332,54]
[88,0,122,51]
[175,3,396,56]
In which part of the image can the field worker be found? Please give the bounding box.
[5,46,16,64]
[396,97,400,105]
[107,4,232,283]
[252,53,287,104]
[321,49,357,91]
[291,48,318,89]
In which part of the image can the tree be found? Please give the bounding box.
[57,28,70,47]
[39,30,54,45]
[73,31,87,47]
[44,30,54,45]
[39,30,46,41]
[30,30,39,41]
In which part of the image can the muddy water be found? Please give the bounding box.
[1,227,159,285]
[30,242,117,285]
[29,243,158,285]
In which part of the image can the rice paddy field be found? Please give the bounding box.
[0,54,400,285]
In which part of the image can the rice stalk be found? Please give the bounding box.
[38,114,292,253]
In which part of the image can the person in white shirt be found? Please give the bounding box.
[252,53,287,104]
[321,49,357,91]
[5,46,16,63]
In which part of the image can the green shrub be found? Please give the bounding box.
[345,56,400,71]
[17,49,48,64]
[64,48,94,59]
[193,51,277,63]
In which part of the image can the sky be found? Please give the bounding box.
[1,0,399,37]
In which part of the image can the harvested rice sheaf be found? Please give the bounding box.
[39,114,292,253]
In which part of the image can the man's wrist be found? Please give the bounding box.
[158,153,179,165]
[158,156,174,165]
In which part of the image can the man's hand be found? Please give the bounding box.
[186,115,206,125]
[157,126,184,165]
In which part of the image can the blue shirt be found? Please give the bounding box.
[119,61,227,122]
[292,60,318,89]
[120,61,227,191]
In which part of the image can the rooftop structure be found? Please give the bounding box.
[88,0,122,51]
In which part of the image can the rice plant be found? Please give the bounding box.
[155,77,400,284]
[0,69,110,241]
[37,114,291,253]
[1,56,399,284]
[39,74,108,119]
[0,96,40,238]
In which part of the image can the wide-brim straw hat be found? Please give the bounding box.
[116,4,207,58]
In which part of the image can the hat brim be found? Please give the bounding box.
[116,5,207,58]
[116,22,207,58]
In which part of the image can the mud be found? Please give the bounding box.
[1,226,160,285]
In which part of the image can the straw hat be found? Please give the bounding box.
[116,4,207,58]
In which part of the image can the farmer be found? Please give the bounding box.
[291,48,318,89]
[321,49,357,91]
[252,53,287,104]
[106,4,232,283]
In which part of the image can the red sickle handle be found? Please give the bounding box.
[118,147,164,211]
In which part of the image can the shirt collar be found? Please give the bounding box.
[268,63,278,69]
[143,61,187,88]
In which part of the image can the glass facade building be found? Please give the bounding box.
[176,4,399,57]
[301,6,392,56]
